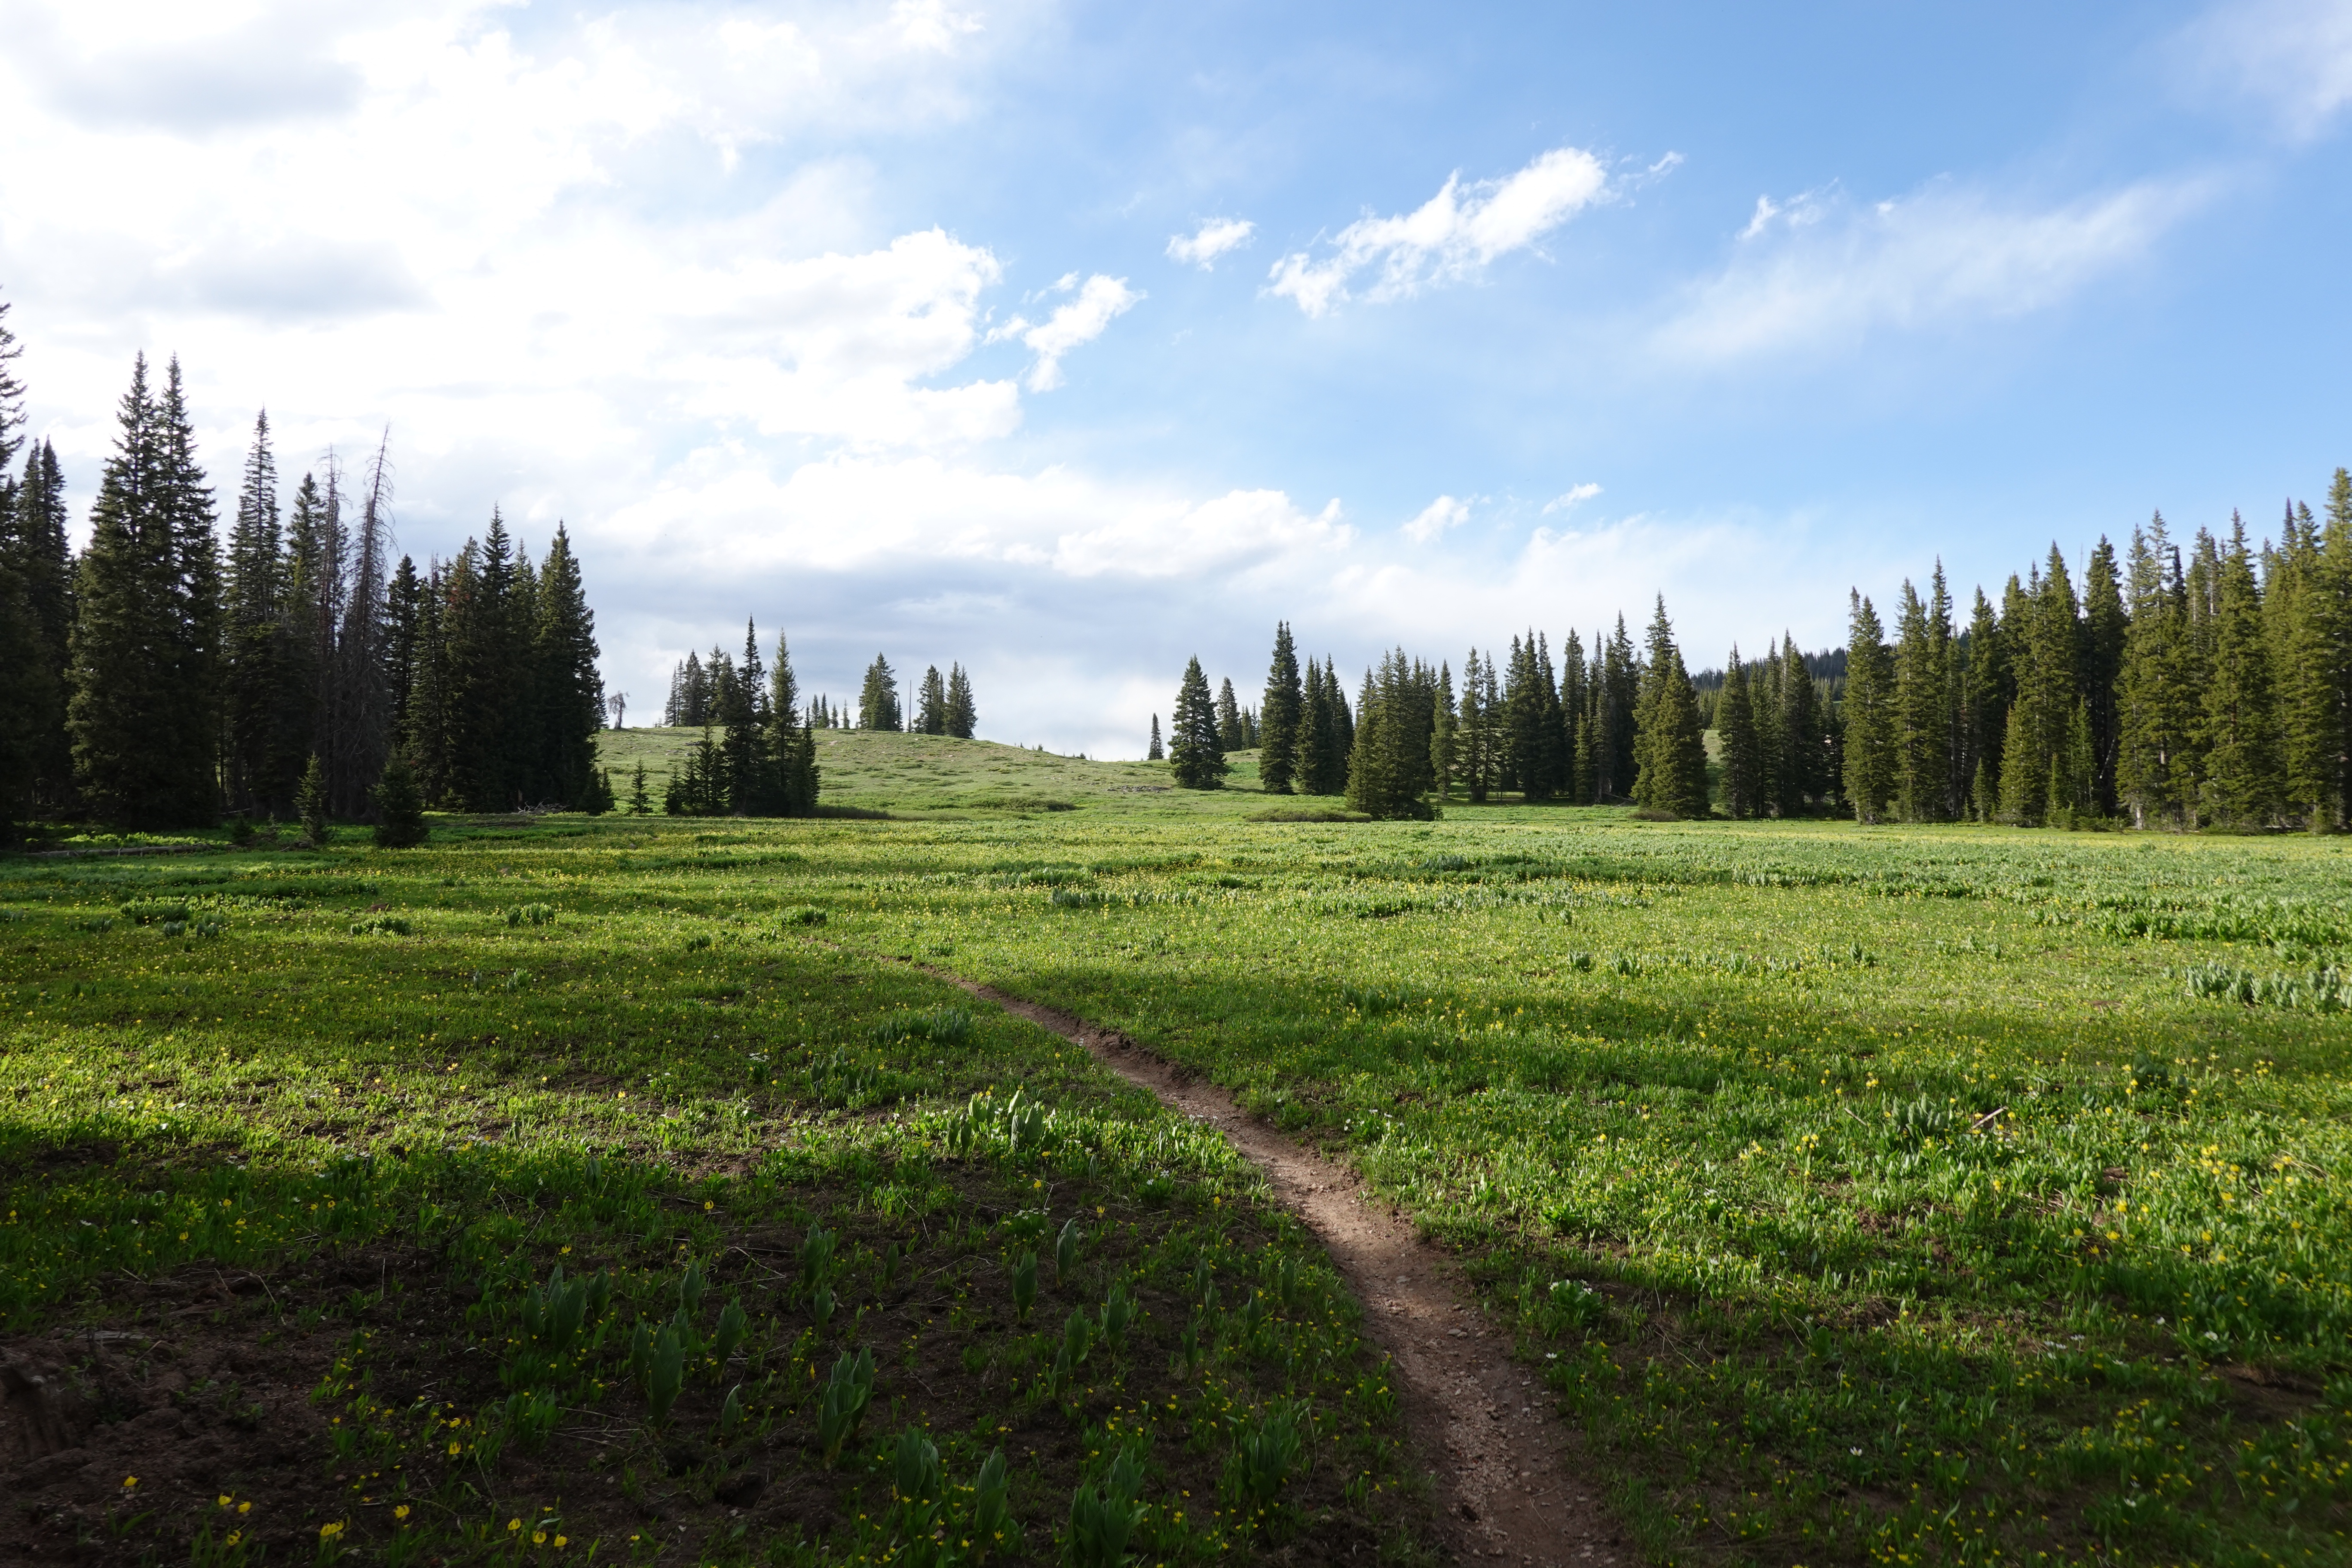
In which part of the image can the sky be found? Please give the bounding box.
[3,0,2351,756]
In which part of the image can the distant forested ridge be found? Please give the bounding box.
[1171,479,2352,831]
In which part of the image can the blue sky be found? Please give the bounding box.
[3,0,2349,753]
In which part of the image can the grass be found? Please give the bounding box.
[4,727,2349,1565]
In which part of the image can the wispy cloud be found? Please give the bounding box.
[2174,0,2352,141]
[1402,494,1470,542]
[1265,145,1611,317]
[1166,216,1255,270]
[992,274,1142,391]
[1541,483,1601,515]
[1657,176,2217,361]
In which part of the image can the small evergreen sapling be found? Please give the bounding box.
[297,753,329,844]
[371,755,429,847]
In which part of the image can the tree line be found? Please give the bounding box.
[1161,473,2352,830]
[0,310,612,838]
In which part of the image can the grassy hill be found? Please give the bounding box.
[598,726,1275,817]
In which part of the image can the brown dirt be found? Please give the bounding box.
[942,975,1631,1568]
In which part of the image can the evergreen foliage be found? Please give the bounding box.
[1146,714,1163,761]
[859,655,903,731]
[1841,591,1896,824]
[1717,648,1762,818]
[1168,657,1227,790]
[944,663,977,739]
[296,753,328,844]
[1629,598,1709,818]
[371,754,428,847]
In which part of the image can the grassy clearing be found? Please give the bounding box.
[0,802,1431,1565]
[6,729,2350,1565]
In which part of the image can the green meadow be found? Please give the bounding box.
[3,727,2349,1566]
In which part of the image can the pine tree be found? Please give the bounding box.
[628,760,650,815]
[916,665,948,735]
[1595,617,1639,801]
[1298,663,1338,794]
[720,619,771,814]
[1963,589,2008,821]
[1215,677,1244,751]
[858,655,902,731]
[944,663,977,739]
[2116,517,2195,828]
[1841,591,1896,824]
[1718,647,1762,818]
[2202,513,2279,825]
[67,355,224,827]
[405,561,450,807]
[328,432,393,817]
[2082,538,2127,816]
[385,555,421,753]
[1146,714,1163,761]
[1557,630,1588,804]
[221,411,283,816]
[371,754,428,846]
[1457,648,1491,802]
[442,518,521,812]
[533,527,604,809]
[765,629,820,815]
[1256,623,1301,793]
[297,753,329,843]
[1892,573,1952,821]
[1430,660,1457,800]
[1169,657,1227,789]
[7,442,73,810]
[1630,598,1709,818]
[1776,635,1824,814]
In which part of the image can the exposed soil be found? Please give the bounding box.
[942,975,1630,1568]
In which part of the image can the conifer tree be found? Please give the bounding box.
[2116,517,2195,827]
[1630,597,1709,818]
[1257,622,1302,793]
[1557,630,1588,803]
[443,518,521,811]
[2082,538,2127,815]
[1457,648,1491,802]
[915,665,948,735]
[1963,589,2008,821]
[1430,661,1457,800]
[297,753,328,843]
[371,754,428,846]
[1841,591,1896,824]
[1146,714,1163,761]
[1329,658,1356,766]
[1718,647,1762,818]
[858,655,902,731]
[2202,514,2279,825]
[1298,662,1339,794]
[720,618,771,814]
[1776,635,1825,813]
[1596,617,1639,800]
[944,663,977,739]
[763,629,820,815]
[385,554,420,751]
[1215,677,1244,751]
[629,760,650,815]
[1892,573,1952,821]
[533,527,604,809]
[1168,657,1227,790]
[405,561,450,806]
[6,442,72,811]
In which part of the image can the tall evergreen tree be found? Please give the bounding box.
[1457,648,1492,802]
[1146,714,1163,761]
[858,655,902,731]
[221,413,285,816]
[944,663,977,738]
[1718,647,1762,818]
[2202,514,2279,825]
[1630,597,1708,818]
[1776,634,1825,814]
[1892,572,1952,821]
[2116,518,2196,828]
[1258,622,1303,793]
[2082,538,2128,815]
[1430,660,1457,800]
[721,618,770,814]
[6,441,73,812]
[1963,589,2008,821]
[1215,677,1244,751]
[1168,657,1227,790]
[915,665,948,735]
[1841,591,1896,824]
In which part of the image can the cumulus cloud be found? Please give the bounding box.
[1265,145,1611,316]
[1011,275,1142,391]
[1658,176,2217,361]
[1166,217,1255,269]
[1402,494,1470,542]
[1541,483,1601,515]
[2174,0,2352,141]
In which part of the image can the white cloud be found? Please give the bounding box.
[1402,494,1470,542]
[1541,483,1601,514]
[1658,176,2217,361]
[2175,0,2352,141]
[1017,274,1142,391]
[1166,217,1255,269]
[1266,145,1611,316]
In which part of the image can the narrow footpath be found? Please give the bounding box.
[937,973,1631,1568]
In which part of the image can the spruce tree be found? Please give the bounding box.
[1430,661,1457,801]
[2202,514,2279,825]
[442,521,519,812]
[1257,623,1302,792]
[1457,648,1490,802]
[1963,589,2008,821]
[2081,538,2127,815]
[944,663,976,738]
[1298,664,1336,794]
[405,562,450,807]
[2116,518,2195,827]
[629,760,650,815]
[371,754,428,846]
[1776,636,1824,813]
[1718,647,1762,818]
[1892,574,1952,821]
[533,527,604,809]
[1215,677,1244,751]
[1630,598,1709,818]
[1557,630,1588,803]
[858,655,902,731]
[1168,657,1227,789]
[1841,591,1896,824]
[1147,714,1163,761]
[765,629,819,815]
[916,665,947,735]
[297,753,329,843]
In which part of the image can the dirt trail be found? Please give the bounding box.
[940,974,1628,1568]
